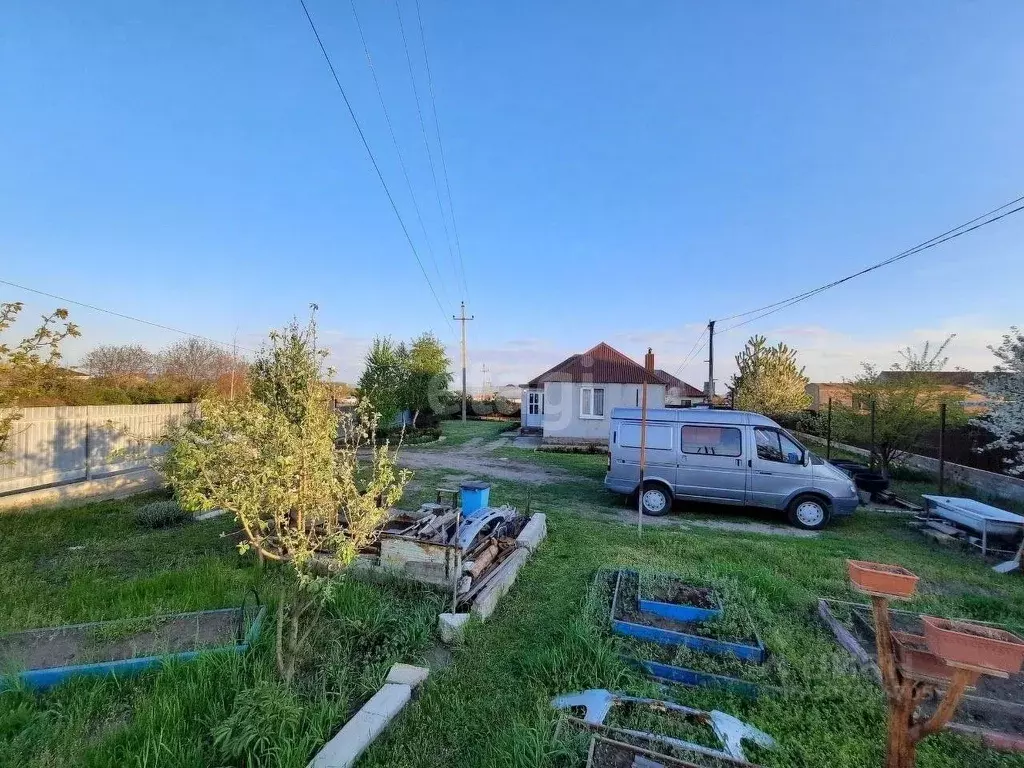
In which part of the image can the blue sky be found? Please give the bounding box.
[3,1,1023,390]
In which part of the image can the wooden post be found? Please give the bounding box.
[868,594,978,768]
[826,397,833,461]
[638,348,653,538]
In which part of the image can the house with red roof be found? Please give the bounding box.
[521,342,668,445]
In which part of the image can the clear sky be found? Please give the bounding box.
[3,1,1023,391]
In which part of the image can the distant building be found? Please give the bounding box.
[653,369,707,407]
[522,342,665,445]
[806,371,1002,413]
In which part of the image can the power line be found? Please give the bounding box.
[0,278,256,352]
[718,200,1024,335]
[348,0,450,307]
[669,327,708,380]
[297,0,453,333]
[393,0,462,301]
[414,0,469,303]
[717,194,1024,327]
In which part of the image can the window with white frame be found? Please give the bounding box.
[580,386,605,418]
[527,392,541,415]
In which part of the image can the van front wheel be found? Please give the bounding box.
[639,484,672,516]
[788,494,831,530]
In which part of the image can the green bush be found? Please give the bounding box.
[134,500,191,528]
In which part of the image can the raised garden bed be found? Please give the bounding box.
[847,560,919,599]
[639,575,723,624]
[584,734,759,768]
[0,602,265,690]
[611,571,766,663]
[818,598,1024,749]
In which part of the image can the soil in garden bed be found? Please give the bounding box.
[0,611,242,672]
[615,572,758,645]
[835,602,1024,734]
[586,734,748,768]
[645,581,717,610]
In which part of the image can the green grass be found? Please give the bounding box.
[0,494,445,768]
[362,472,1024,768]
[491,447,608,480]
[416,419,517,449]
[6,461,1024,767]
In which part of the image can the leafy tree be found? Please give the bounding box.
[838,335,966,474]
[161,311,407,683]
[730,335,811,415]
[972,327,1024,475]
[158,337,234,399]
[357,336,408,428]
[82,343,154,382]
[0,302,80,461]
[404,332,452,427]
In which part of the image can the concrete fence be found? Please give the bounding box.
[0,404,195,495]
[793,430,1024,505]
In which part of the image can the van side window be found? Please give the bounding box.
[755,428,803,464]
[620,424,673,450]
[680,426,742,457]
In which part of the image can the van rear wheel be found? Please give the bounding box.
[788,494,831,530]
[639,484,672,517]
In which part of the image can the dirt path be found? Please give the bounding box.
[397,437,569,484]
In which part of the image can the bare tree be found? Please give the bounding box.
[158,338,233,399]
[82,344,154,382]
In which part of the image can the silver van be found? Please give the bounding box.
[603,407,859,529]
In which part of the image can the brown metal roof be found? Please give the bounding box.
[527,342,665,387]
[654,369,705,398]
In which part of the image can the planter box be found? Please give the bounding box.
[847,560,919,599]
[892,631,979,686]
[610,571,766,663]
[636,658,763,698]
[923,616,1024,676]
[0,604,265,691]
[639,576,723,624]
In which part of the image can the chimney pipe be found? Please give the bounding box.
[645,347,655,373]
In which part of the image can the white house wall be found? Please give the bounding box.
[541,382,665,443]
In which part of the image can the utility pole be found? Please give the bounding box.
[706,319,715,404]
[481,363,490,393]
[454,301,474,422]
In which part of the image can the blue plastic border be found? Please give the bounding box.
[637,659,762,698]
[2,605,266,692]
[638,573,722,624]
[610,571,766,663]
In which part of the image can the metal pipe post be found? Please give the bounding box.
[870,400,877,472]
[938,402,947,495]
[826,397,833,461]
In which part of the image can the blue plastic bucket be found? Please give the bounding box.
[460,481,491,518]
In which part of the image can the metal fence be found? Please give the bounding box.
[0,404,195,495]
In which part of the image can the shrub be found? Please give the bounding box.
[212,680,304,767]
[134,500,191,528]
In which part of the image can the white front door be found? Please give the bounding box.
[525,390,544,428]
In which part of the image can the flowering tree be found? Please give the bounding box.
[973,327,1024,476]
[161,310,408,682]
[838,336,965,474]
[0,302,80,461]
[730,335,811,415]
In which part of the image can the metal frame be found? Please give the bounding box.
[610,570,766,663]
[2,603,266,691]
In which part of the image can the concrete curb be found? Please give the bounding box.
[0,469,163,513]
[436,510,550,643]
[307,663,429,768]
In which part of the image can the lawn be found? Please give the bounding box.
[0,493,445,768]
[413,418,518,449]
[4,457,1024,768]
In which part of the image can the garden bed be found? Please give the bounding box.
[0,604,264,690]
[612,571,765,663]
[819,598,1024,742]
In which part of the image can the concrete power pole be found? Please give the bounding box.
[454,301,474,422]
[706,319,715,404]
